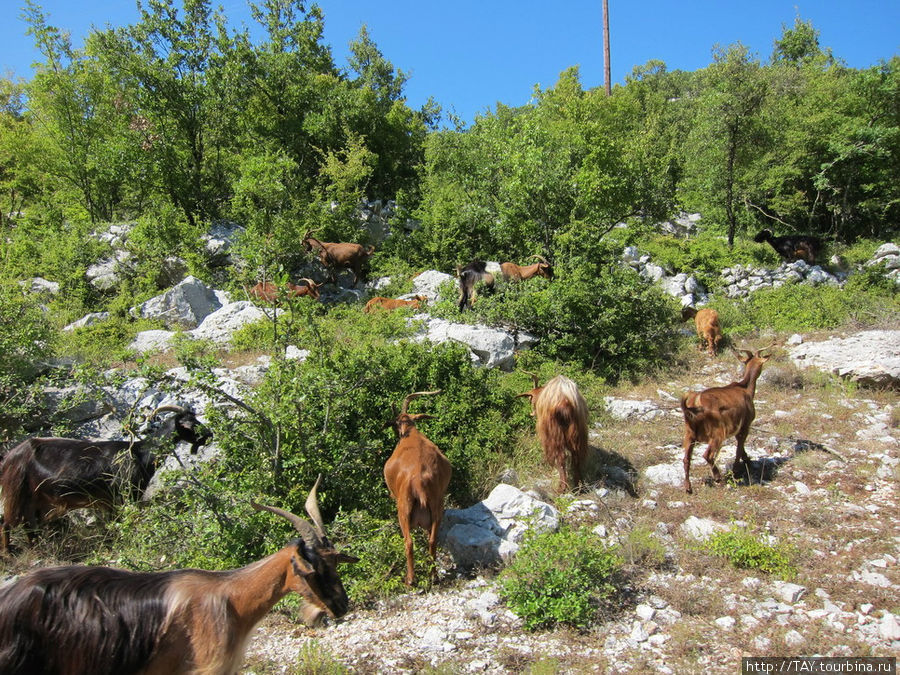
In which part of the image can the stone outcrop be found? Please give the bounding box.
[789,329,900,387]
[439,484,559,568]
[132,276,223,329]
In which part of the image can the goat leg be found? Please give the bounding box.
[704,440,723,483]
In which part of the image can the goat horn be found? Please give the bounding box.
[304,474,327,539]
[251,501,320,545]
[148,404,186,419]
[400,390,443,415]
[299,278,319,287]
[521,370,541,388]
[529,254,549,264]
[755,341,779,355]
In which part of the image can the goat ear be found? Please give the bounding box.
[335,552,359,564]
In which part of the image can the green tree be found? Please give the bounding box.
[681,44,768,246]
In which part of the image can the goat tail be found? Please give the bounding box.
[679,393,703,423]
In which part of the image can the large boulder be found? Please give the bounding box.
[133,276,223,328]
[412,316,537,371]
[64,312,111,332]
[190,301,278,344]
[411,270,454,302]
[440,484,559,568]
[789,330,900,387]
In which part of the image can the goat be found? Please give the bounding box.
[363,295,427,313]
[0,476,357,674]
[302,230,375,285]
[500,255,554,282]
[680,343,776,494]
[456,260,495,311]
[383,390,451,586]
[517,373,589,493]
[248,279,320,303]
[681,306,723,357]
[0,405,211,554]
[753,229,824,264]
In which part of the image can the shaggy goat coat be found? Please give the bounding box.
[532,376,589,492]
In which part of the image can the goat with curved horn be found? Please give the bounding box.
[0,478,356,674]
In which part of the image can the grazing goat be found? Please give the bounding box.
[0,476,357,674]
[517,374,589,493]
[0,405,211,554]
[500,255,554,282]
[681,306,723,357]
[680,344,775,494]
[249,279,320,303]
[384,390,451,586]
[364,295,427,313]
[753,229,823,264]
[457,260,495,311]
[302,230,375,285]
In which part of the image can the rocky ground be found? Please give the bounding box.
[243,334,900,674]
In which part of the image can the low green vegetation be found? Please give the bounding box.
[703,524,797,579]
[498,526,623,630]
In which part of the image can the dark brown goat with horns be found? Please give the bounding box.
[0,476,357,675]
[302,229,374,285]
[384,389,451,586]
[0,405,211,554]
[518,373,589,493]
[680,343,776,494]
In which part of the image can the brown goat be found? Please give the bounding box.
[303,230,375,285]
[384,390,451,586]
[682,306,723,356]
[680,344,776,494]
[364,295,427,313]
[249,279,320,303]
[518,374,589,493]
[0,476,357,674]
[500,255,554,282]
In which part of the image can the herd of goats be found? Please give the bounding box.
[0,227,823,673]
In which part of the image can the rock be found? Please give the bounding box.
[784,629,806,649]
[190,301,276,344]
[644,464,684,488]
[42,385,110,423]
[604,397,666,421]
[879,612,900,641]
[128,329,175,353]
[714,616,736,630]
[412,317,536,371]
[202,221,244,261]
[64,312,111,331]
[773,581,807,603]
[440,484,559,567]
[133,276,223,328]
[680,516,726,541]
[21,277,60,295]
[790,330,900,387]
[411,270,454,302]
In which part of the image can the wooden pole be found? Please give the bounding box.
[603,0,611,96]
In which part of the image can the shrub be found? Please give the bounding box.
[703,524,797,579]
[499,526,622,630]
[429,255,680,382]
[710,277,898,334]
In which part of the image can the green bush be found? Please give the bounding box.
[499,526,622,630]
[327,510,420,604]
[429,256,680,382]
[710,274,898,334]
[703,525,797,579]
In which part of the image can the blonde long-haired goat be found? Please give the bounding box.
[518,374,589,492]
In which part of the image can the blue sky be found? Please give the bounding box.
[2,0,898,125]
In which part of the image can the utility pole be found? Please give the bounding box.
[603,0,611,96]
